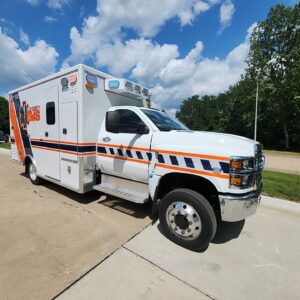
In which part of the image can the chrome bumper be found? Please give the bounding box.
[219,184,262,222]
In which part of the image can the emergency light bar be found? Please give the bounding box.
[104,79,149,100]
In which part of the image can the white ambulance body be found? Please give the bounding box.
[9,64,264,250]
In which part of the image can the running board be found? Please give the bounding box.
[93,174,149,203]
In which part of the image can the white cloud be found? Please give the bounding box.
[150,24,255,109]
[0,29,58,89]
[44,15,58,23]
[47,0,71,10]
[19,28,30,46]
[64,0,218,69]
[94,39,179,83]
[26,0,40,5]
[219,0,235,33]
[26,0,70,10]
[62,0,250,112]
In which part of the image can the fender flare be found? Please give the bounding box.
[24,155,37,173]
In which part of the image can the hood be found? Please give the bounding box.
[151,130,258,158]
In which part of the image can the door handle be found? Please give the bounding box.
[45,132,48,137]
[63,128,67,134]
[102,137,111,142]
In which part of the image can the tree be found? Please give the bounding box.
[0,97,9,134]
[247,3,300,149]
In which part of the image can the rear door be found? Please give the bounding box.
[38,86,60,180]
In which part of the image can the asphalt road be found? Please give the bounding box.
[1,149,300,300]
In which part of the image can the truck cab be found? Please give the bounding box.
[95,105,264,250]
[9,64,264,251]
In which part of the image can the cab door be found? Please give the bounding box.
[98,108,152,183]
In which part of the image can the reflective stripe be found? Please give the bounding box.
[98,153,150,165]
[31,145,95,156]
[153,149,229,161]
[156,163,229,179]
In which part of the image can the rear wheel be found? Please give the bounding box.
[159,188,217,251]
[28,161,41,185]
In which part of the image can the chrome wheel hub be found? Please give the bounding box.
[29,164,37,181]
[166,201,202,240]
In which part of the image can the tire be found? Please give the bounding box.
[159,188,217,251]
[28,161,41,185]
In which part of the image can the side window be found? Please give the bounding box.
[106,109,148,134]
[46,102,55,125]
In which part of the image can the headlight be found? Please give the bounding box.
[229,156,255,189]
[230,173,255,189]
[230,157,254,171]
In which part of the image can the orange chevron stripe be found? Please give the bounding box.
[9,96,25,162]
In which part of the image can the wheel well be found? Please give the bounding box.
[157,173,220,217]
[24,156,32,174]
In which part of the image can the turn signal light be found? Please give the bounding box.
[230,160,243,169]
[230,176,242,186]
[86,82,94,89]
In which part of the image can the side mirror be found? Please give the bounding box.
[137,122,149,135]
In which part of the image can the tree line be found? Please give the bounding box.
[0,97,9,134]
[176,3,300,151]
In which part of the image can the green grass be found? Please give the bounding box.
[263,170,300,202]
[0,142,10,149]
[264,149,300,157]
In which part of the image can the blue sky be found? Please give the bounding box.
[0,0,295,111]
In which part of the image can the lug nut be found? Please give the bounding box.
[187,228,191,232]
[181,231,185,235]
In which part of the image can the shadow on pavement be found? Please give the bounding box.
[98,198,152,219]
[21,172,152,219]
[212,219,245,244]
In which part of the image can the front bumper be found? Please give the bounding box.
[218,184,262,222]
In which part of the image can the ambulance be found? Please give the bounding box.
[9,64,264,250]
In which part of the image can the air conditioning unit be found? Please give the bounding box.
[104,79,150,100]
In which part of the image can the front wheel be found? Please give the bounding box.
[159,189,217,251]
[28,161,41,185]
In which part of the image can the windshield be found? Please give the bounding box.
[141,109,188,132]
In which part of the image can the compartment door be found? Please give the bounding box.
[38,86,60,181]
[59,102,79,190]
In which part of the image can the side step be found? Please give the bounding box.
[93,174,149,203]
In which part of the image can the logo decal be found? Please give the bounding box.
[19,101,40,131]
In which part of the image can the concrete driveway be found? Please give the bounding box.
[0,153,151,299]
[1,149,300,300]
[58,197,300,300]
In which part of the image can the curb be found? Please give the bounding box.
[261,195,300,213]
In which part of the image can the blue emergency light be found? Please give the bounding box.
[109,80,120,89]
